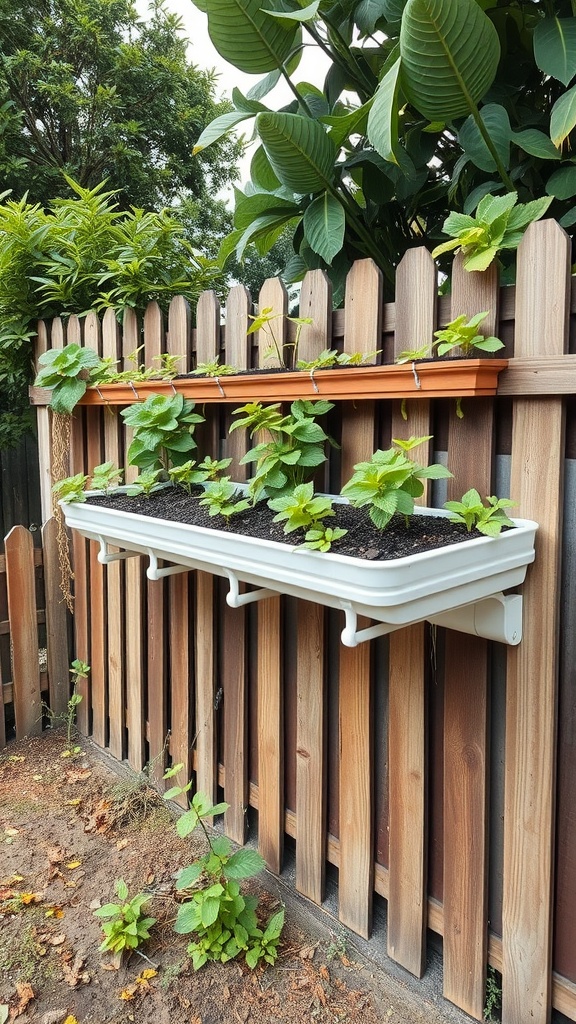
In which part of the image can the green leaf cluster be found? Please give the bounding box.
[94,879,156,955]
[52,472,89,504]
[433,313,504,357]
[199,479,252,522]
[121,393,205,472]
[90,461,124,494]
[444,488,516,537]
[168,456,232,493]
[268,480,346,549]
[341,436,452,530]
[35,343,102,414]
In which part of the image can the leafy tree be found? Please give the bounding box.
[0,0,242,211]
[191,0,576,304]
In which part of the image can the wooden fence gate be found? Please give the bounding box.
[26,220,576,1024]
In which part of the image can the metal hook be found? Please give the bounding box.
[309,368,319,394]
[411,361,422,390]
[214,376,226,398]
[129,381,140,400]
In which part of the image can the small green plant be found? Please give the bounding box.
[247,307,312,368]
[90,461,124,493]
[341,436,452,530]
[35,343,103,414]
[126,469,164,497]
[484,965,502,1022]
[304,524,348,552]
[395,343,431,364]
[163,769,284,971]
[231,399,335,503]
[268,481,339,536]
[121,393,204,472]
[94,878,156,955]
[64,659,89,754]
[443,488,516,537]
[199,479,251,523]
[192,358,237,377]
[296,348,380,371]
[431,192,552,273]
[433,312,504,356]
[52,473,89,504]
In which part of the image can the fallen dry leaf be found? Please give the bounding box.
[115,837,129,850]
[65,768,91,783]
[62,1016,80,1024]
[65,861,82,870]
[61,951,90,988]
[12,982,34,1018]
[32,774,43,781]
[83,797,114,834]
[119,985,137,1001]
[4,828,19,837]
[19,892,43,905]
[65,799,81,807]
[46,845,65,865]
[136,969,157,983]
[88,898,101,911]
[44,907,64,919]
[299,944,316,960]
[319,965,330,982]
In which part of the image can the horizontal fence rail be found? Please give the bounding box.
[23,222,576,1024]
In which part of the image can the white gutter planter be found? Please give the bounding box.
[61,494,538,648]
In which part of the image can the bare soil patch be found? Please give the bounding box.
[1,731,461,1024]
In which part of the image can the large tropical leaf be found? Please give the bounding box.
[193,111,255,155]
[550,83,576,148]
[546,165,576,200]
[534,17,576,88]
[512,129,561,161]
[256,112,336,193]
[458,104,510,173]
[234,191,299,231]
[192,0,299,75]
[399,0,500,121]
[303,191,345,263]
[367,56,401,163]
[262,0,320,23]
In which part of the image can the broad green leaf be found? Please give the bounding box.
[223,849,266,880]
[50,377,88,414]
[250,146,281,191]
[193,111,255,154]
[263,909,285,940]
[476,191,517,225]
[234,191,299,231]
[201,897,220,928]
[322,100,373,150]
[550,83,576,147]
[174,901,201,934]
[400,0,500,121]
[512,128,562,161]
[247,69,282,101]
[193,0,299,75]
[367,57,402,164]
[458,104,510,173]
[256,112,336,193]
[504,195,553,231]
[355,0,391,34]
[235,211,301,261]
[560,205,576,227]
[263,0,320,22]
[303,192,345,264]
[546,165,576,199]
[463,245,499,272]
[463,181,502,215]
[534,18,576,87]
[176,863,203,889]
[231,88,268,114]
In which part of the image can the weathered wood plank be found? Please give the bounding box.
[295,270,331,902]
[223,284,251,844]
[34,321,53,523]
[442,255,498,1019]
[503,221,570,1024]
[169,573,192,806]
[387,247,436,977]
[6,528,41,737]
[338,259,381,939]
[42,518,70,716]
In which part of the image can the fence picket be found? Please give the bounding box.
[42,518,70,716]
[35,320,53,523]
[503,220,570,1024]
[6,527,41,738]
[338,259,382,939]
[295,270,332,903]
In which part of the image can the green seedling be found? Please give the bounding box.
[231,399,335,503]
[296,348,380,371]
[341,437,452,530]
[94,878,156,955]
[126,469,164,497]
[52,473,89,504]
[444,488,516,536]
[199,479,251,523]
[304,524,348,552]
[163,768,284,971]
[90,461,124,493]
[192,358,237,377]
[121,392,204,472]
[63,659,89,754]
[395,344,431,364]
[433,312,504,356]
[247,306,312,368]
[35,343,103,414]
[431,192,552,272]
[167,459,198,493]
[268,481,336,535]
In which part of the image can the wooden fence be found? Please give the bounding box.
[27,220,576,1024]
[0,520,70,746]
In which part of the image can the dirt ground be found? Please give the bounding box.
[0,731,467,1024]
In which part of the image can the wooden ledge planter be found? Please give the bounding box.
[30,359,508,407]
[61,495,537,648]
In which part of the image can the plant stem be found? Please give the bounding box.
[467,98,515,192]
[280,62,314,118]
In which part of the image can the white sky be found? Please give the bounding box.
[137,0,330,188]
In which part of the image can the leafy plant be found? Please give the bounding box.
[90,462,124,494]
[304,523,348,553]
[193,359,237,377]
[395,344,432,365]
[246,307,313,369]
[64,659,89,754]
[35,343,103,414]
[121,393,204,473]
[268,481,340,537]
[484,965,502,1023]
[444,489,516,537]
[431,193,553,273]
[341,436,452,530]
[163,770,284,971]
[296,349,380,371]
[94,878,156,955]
[231,399,335,503]
[52,473,89,504]
[433,313,504,357]
[199,479,251,523]
[126,469,164,498]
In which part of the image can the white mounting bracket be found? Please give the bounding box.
[97,537,141,564]
[338,593,523,648]
[224,570,277,608]
[146,551,191,581]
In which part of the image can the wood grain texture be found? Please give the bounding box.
[338,259,381,938]
[441,254,498,1018]
[223,284,251,844]
[6,528,41,737]
[70,403,89,735]
[42,518,70,716]
[503,220,570,1024]
[34,321,53,522]
[387,248,435,977]
[169,573,191,807]
[295,270,331,902]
